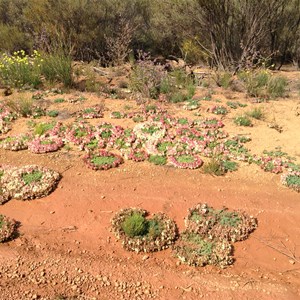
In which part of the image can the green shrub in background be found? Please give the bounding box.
[40,51,73,88]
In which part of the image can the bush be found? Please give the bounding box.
[234,115,252,127]
[203,158,225,176]
[0,50,42,88]
[121,212,148,238]
[267,76,288,98]
[246,107,264,120]
[40,51,73,88]
[4,96,34,117]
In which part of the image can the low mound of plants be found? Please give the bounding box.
[281,171,300,192]
[0,214,17,242]
[84,150,123,170]
[169,153,203,169]
[28,136,64,153]
[173,231,233,268]
[111,208,177,253]
[0,165,61,201]
[185,203,257,242]
[0,134,31,151]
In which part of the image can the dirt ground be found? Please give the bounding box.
[0,69,300,300]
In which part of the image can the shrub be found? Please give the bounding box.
[121,212,148,238]
[40,51,73,88]
[246,107,264,120]
[214,71,233,89]
[34,122,54,136]
[234,115,252,126]
[203,158,225,176]
[0,50,42,88]
[4,96,34,117]
[267,75,288,98]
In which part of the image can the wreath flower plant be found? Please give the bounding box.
[77,106,104,119]
[185,203,257,242]
[169,152,203,169]
[0,165,61,201]
[28,136,64,153]
[111,208,177,253]
[84,150,123,170]
[281,171,300,192]
[0,134,31,151]
[173,231,234,268]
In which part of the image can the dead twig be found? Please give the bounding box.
[255,237,300,264]
[179,283,193,292]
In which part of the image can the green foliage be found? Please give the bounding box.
[286,175,300,188]
[239,70,288,98]
[47,110,59,117]
[22,171,43,185]
[147,218,162,239]
[267,76,288,98]
[182,232,214,256]
[214,71,232,89]
[34,122,54,136]
[0,50,42,88]
[149,155,167,165]
[54,98,65,103]
[246,107,264,120]
[121,212,148,238]
[4,96,34,117]
[226,101,247,109]
[222,160,238,172]
[203,158,225,176]
[91,156,116,166]
[219,211,241,227]
[234,115,252,126]
[177,155,195,164]
[40,51,73,88]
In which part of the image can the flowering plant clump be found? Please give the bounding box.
[0,164,14,204]
[194,118,224,129]
[173,231,233,268]
[28,136,64,153]
[210,105,228,115]
[84,150,123,170]
[65,122,94,147]
[0,214,17,242]
[133,121,166,141]
[77,106,104,119]
[0,134,31,151]
[185,203,257,242]
[0,119,11,134]
[0,165,61,200]
[169,153,203,169]
[281,171,300,192]
[0,50,42,88]
[111,208,178,253]
[183,100,200,111]
[127,149,149,162]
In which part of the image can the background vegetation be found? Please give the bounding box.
[0,0,300,70]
